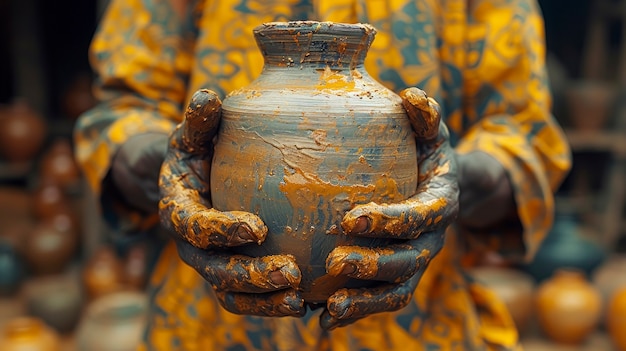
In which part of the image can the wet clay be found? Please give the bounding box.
[211,22,419,303]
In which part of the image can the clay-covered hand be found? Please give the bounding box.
[159,89,304,317]
[319,88,459,330]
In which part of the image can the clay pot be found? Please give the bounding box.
[0,317,61,351]
[565,80,615,131]
[75,291,148,351]
[469,267,535,334]
[39,139,81,190]
[31,182,71,220]
[592,255,626,325]
[607,287,626,351]
[82,246,125,299]
[210,21,419,303]
[61,73,96,121]
[524,209,605,282]
[0,100,47,163]
[23,217,79,275]
[535,269,602,345]
[0,240,25,296]
[123,244,148,291]
[24,275,84,334]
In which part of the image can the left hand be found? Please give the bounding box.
[319,88,459,330]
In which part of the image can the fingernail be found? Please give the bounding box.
[270,270,289,287]
[340,263,356,276]
[353,216,370,234]
[234,225,258,244]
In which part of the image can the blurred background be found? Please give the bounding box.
[0,0,625,350]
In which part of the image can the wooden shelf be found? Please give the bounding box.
[565,129,626,157]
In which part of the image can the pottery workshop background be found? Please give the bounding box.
[0,0,625,350]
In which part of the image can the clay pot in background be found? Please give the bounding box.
[469,266,535,334]
[31,182,71,220]
[592,255,626,326]
[123,244,148,291]
[75,291,148,351]
[24,274,84,334]
[0,240,25,296]
[61,73,96,121]
[0,100,47,163]
[23,217,79,275]
[0,317,61,351]
[524,209,605,282]
[535,269,602,345]
[565,80,616,131]
[82,246,125,300]
[39,139,81,191]
[607,287,626,351]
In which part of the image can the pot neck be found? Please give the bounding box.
[253,21,376,70]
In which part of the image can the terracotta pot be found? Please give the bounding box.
[24,274,84,334]
[607,287,626,351]
[565,81,615,131]
[0,317,61,351]
[469,266,535,334]
[0,240,25,296]
[75,291,148,351]
[210,21,419,304]
[592,255,626,325]
[23,217,79,275]
[39,139,81,190]
[31,182,71,220]
[535,269,602,345]
[123,244,148,291]
[61,73,96,121]
[82,246,125,299]
[0,100,47,163]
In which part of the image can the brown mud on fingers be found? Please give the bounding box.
[182,89,222,154]
[399,87,441,141]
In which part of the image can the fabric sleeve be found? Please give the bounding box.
[73,0,196,233]
[456,0,572,262]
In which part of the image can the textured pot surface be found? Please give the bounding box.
[211,21,418,303]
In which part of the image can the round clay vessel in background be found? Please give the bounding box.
[24,274,84,334]
[592,254,626,325]
[0,317,61,351]
[61,73,96,121]
[39,138,81,191]
[469,266,535,334]
[75,291,148,351]
[82,246,125,299]
[0,100,47,163]
[0,240,25,296]
[211,21,419,303]
[535,269,602,345]
[607,287,626,351]
[123,244,148,291]
[23,218,79,275]
[31,182,71,220]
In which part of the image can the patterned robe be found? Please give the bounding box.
[74,0,572,349]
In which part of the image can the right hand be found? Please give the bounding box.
[159,89,304,317]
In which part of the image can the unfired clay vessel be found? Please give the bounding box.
[0,317,61,351]
[211,21,418,303]
[607,287,626,351]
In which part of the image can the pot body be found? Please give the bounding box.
[607,287,626,351]
[535,269,602,345]
[211,22,418,303]
[0,317,61,351]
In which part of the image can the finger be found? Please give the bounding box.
[216,289,305,317]
[319,271,422,330]
[399,87,441,142]
[177,240,301,293]
[341,123,459,239]
[325,237,438,283]
[181,89,222,155]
